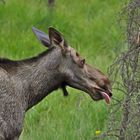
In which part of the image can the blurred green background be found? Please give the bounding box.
[0,0,126,140]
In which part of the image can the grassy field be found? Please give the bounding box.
[0,0,125,140]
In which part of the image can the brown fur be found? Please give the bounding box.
[0,27,112,140]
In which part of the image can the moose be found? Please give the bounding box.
[0,27,112,140]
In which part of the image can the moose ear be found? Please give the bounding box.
[48,27,68,48]
[32,27,51,47]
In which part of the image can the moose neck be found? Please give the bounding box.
[13,47,63,110]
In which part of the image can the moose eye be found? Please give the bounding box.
[76,52,79,56]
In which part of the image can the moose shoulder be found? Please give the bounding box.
[0,27,112,140]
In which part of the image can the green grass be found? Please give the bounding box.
[0,0,126,140]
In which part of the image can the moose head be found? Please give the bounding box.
[32,27,112,104]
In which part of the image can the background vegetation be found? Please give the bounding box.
[0,0,126,139]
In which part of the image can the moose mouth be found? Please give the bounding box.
[61,82,112,104]
[95,88,112,104]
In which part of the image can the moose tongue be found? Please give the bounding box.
[101,91,111,104]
